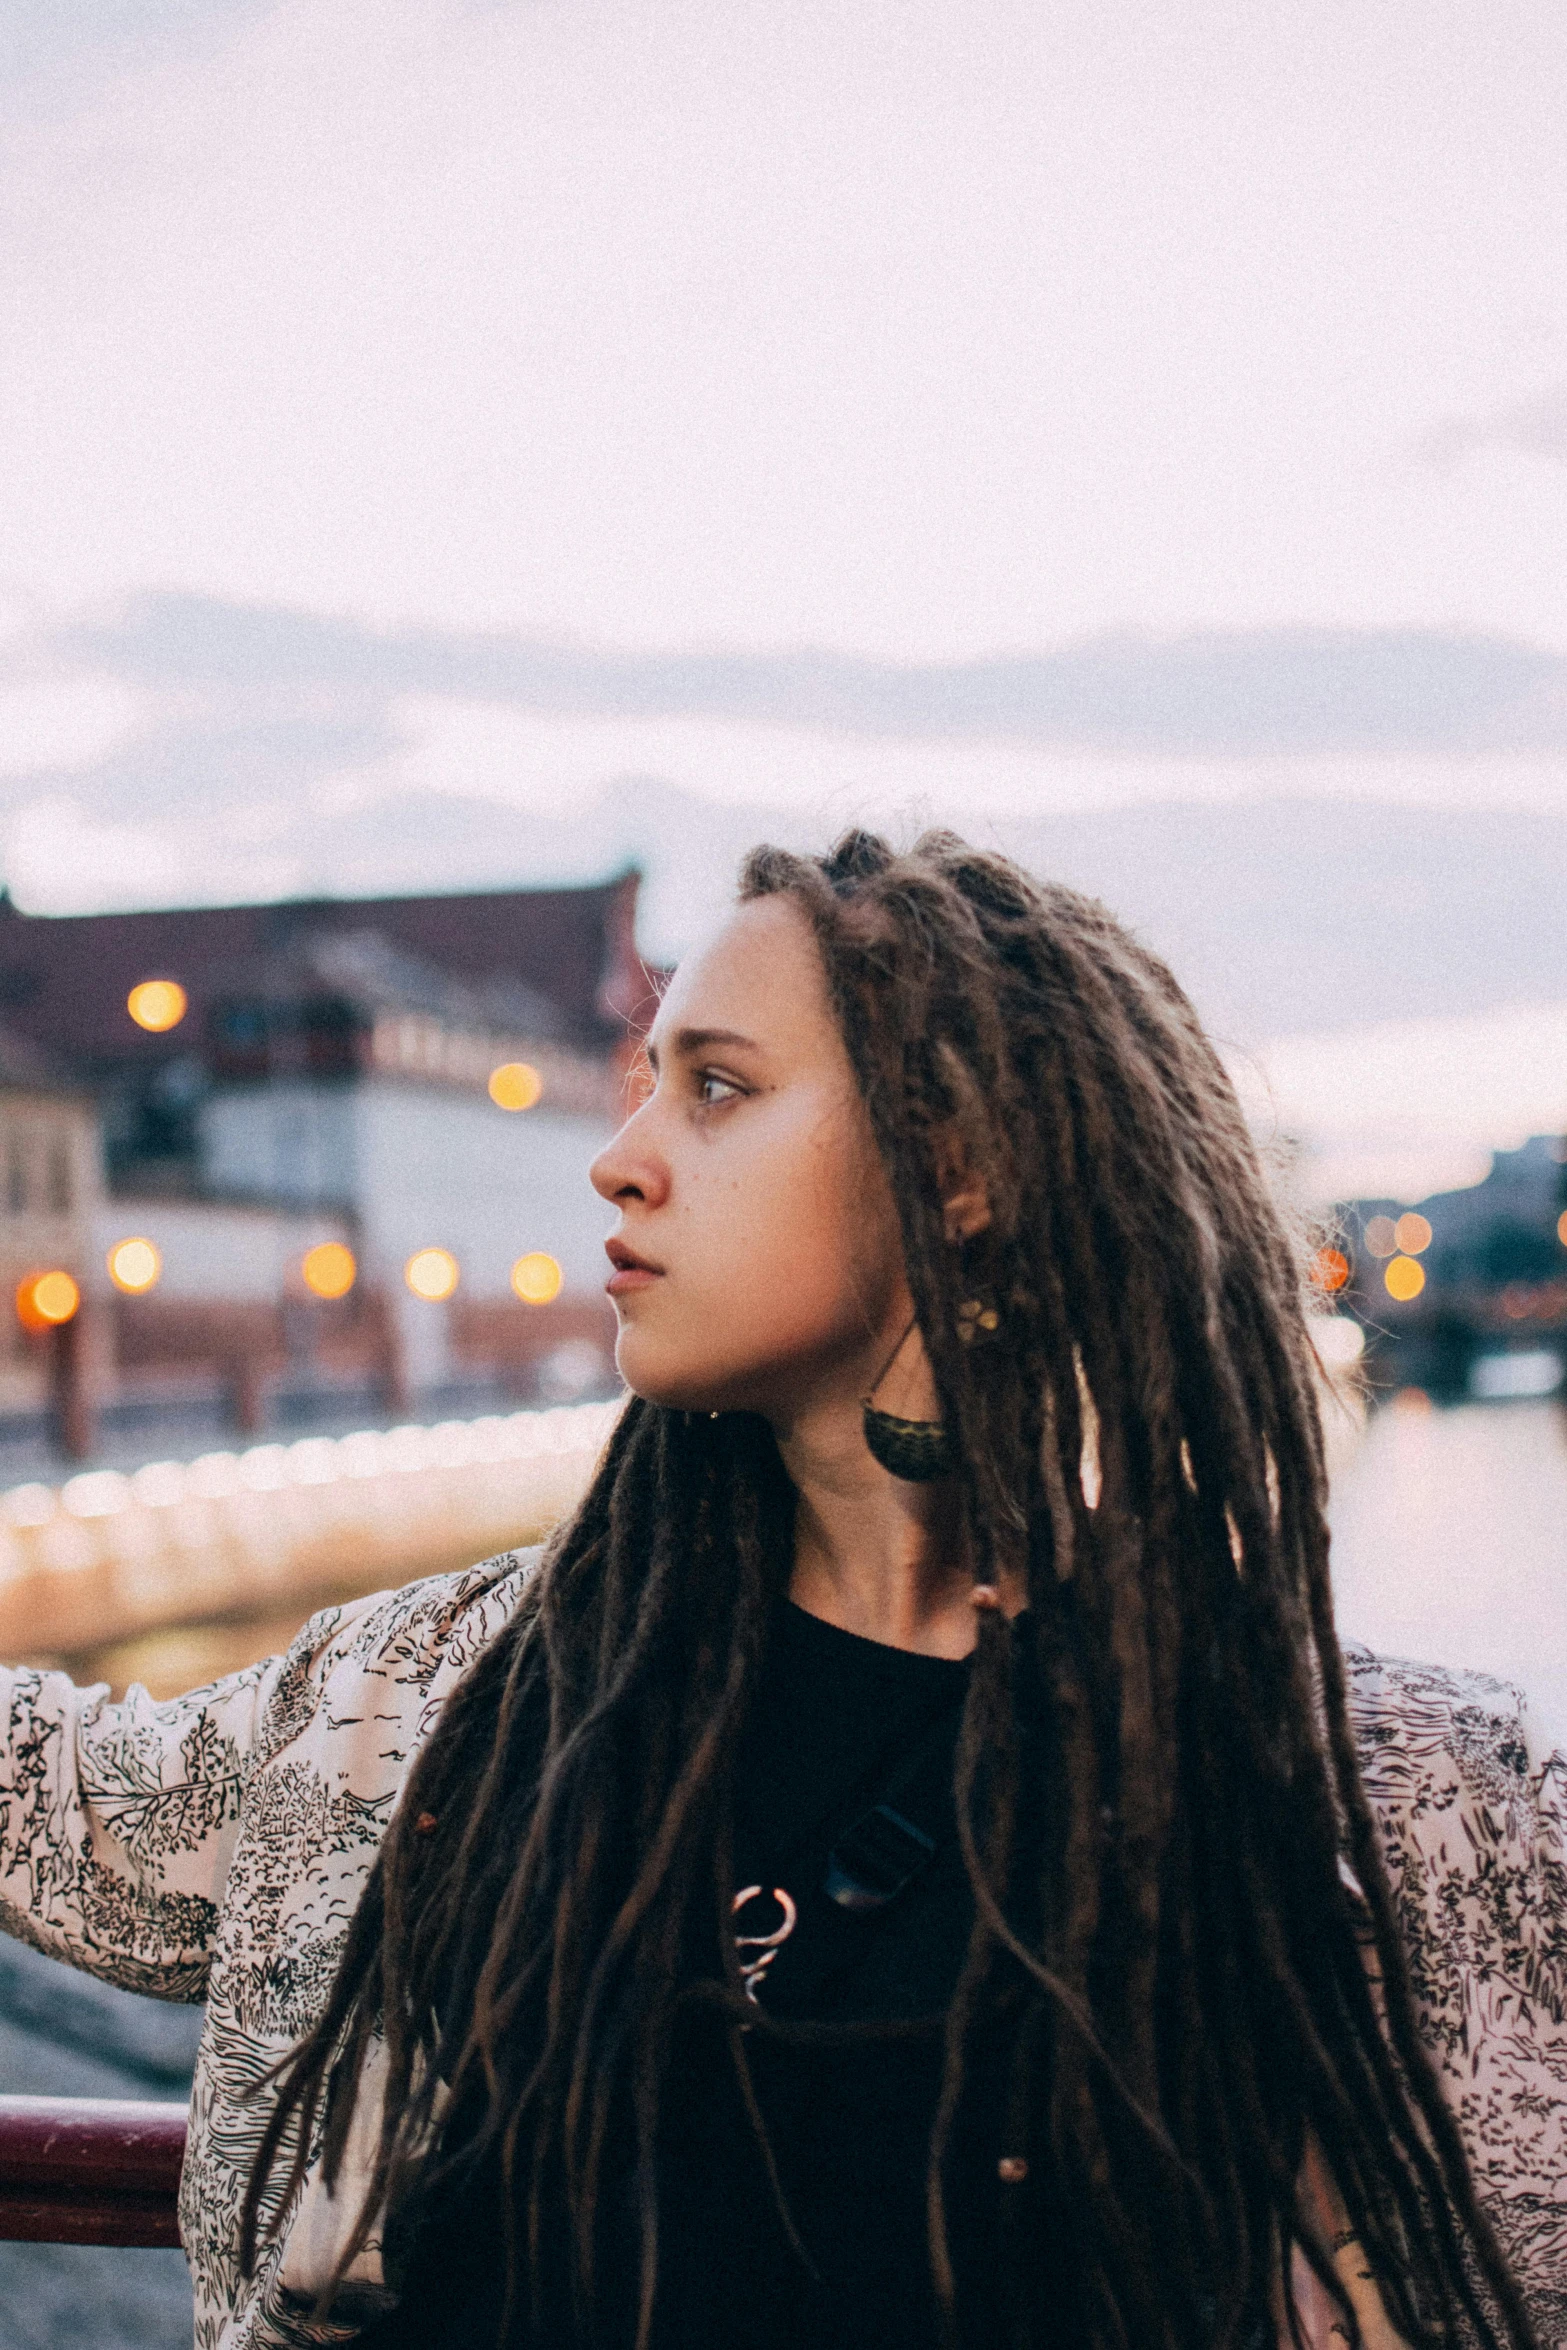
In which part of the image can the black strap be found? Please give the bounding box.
[733,1684,967,2016]
[744,1678,963,1904]
[822,1696,958,1912]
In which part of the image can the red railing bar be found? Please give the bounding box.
[0,2094,187,2247]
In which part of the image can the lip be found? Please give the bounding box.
[605,1237,664,1297]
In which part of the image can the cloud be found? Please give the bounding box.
[1422,381,1567,469]
[0,673,145,775]
[1230,999,1567,1205]
[0,0,267,89]
[57,592,1567,759]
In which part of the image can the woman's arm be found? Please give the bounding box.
[0,1651,285,2003]
[1276,2138,1413,2348]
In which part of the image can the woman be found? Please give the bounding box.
[0,832,1561,2350]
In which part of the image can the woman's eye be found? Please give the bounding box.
[696,1071,743,1107]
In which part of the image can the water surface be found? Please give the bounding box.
[1331,1395,1567,1744]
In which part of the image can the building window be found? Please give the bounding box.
[48,1137,72,1216]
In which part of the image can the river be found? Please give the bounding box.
[1330,1393,1567,1744]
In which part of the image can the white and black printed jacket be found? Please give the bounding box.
[0,1549,1563,2349]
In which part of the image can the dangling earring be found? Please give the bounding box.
[861,1316,956,1482]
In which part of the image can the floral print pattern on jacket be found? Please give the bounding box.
[0,1550,1562,2348]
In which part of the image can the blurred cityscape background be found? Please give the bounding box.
[3,0,1566,2340]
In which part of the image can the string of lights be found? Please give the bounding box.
[0,1397,620,1681]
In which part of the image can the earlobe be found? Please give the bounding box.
[941,1183,992,1245]
[933,1124,993,1243]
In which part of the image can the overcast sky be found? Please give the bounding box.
[5,0,1565,657]
[5,0,1564,800]
[2,0,1566,1184]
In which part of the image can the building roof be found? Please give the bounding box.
[0,872,659,1076]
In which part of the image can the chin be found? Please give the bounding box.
[614,1332,719,1414]
[613,1330,762,1419]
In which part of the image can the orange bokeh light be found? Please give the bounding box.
[107,1237,162,1294]
[1311,1246,1350,1293]
[1383,1256,1426,1303]
[17,1269,81,1330]
[511,1251,563,1305]
[127,979,188,1033]
[1394,1212,1432,1256]
[405,1246,460,1302]
[303,1242,357,1300]
[488,1062,542,1112]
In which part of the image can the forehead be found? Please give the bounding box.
[649,894,831,1052]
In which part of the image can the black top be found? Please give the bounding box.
[652,1601,991,2350]
[361,1601,1035,2350]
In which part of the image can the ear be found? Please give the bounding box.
[933,1127,992,1244]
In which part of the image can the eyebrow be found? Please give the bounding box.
[645,1025,760,1070]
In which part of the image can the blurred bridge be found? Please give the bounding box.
[0,1396,619,1696]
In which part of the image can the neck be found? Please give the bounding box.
[773,1392,979,1659]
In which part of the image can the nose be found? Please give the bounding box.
[590,1103,670,1209]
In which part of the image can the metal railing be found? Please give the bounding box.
[0,2095,186,2246]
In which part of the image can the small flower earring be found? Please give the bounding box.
[956,1293,1000,1346]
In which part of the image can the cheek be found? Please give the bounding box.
[615,1111,902,1405]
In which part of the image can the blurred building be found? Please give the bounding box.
[0,1031,105,1447]
[0,874,655,1455]
[1337,1134,1567,1402]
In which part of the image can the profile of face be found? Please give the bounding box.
[589,895,917,1429]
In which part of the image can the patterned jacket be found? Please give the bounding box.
[0,1550,1563,2348]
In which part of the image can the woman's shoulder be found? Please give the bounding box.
[250,1547,545,1775]
[1343,1642,1567,2331]
[1342,1639,1565,1997]
[1342,1640,1564,1838]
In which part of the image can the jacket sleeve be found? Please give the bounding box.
[0,1652,286,2003]
[1341,1647,1567,2345]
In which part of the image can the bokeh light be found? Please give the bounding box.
[1383,1255,1426,1303]
[1312,1315,1365,1369]
[127,979,188,1033]
[405,1246,460,1301]
[511,1251,563,1305]
[107,1237,162,1294]
[1310,1245,1349,1293]
[1394,1212,1432,1256]
[488,1062,542,1112]
[303,1242,357,1300]
[17,1270,81,1329]
[1362,1215,1399,1258]
[1558,1209,1567,1248]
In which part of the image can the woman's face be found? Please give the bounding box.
[590,894,911,1423]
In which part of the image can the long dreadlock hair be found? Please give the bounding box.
[243,829,1537,2350]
